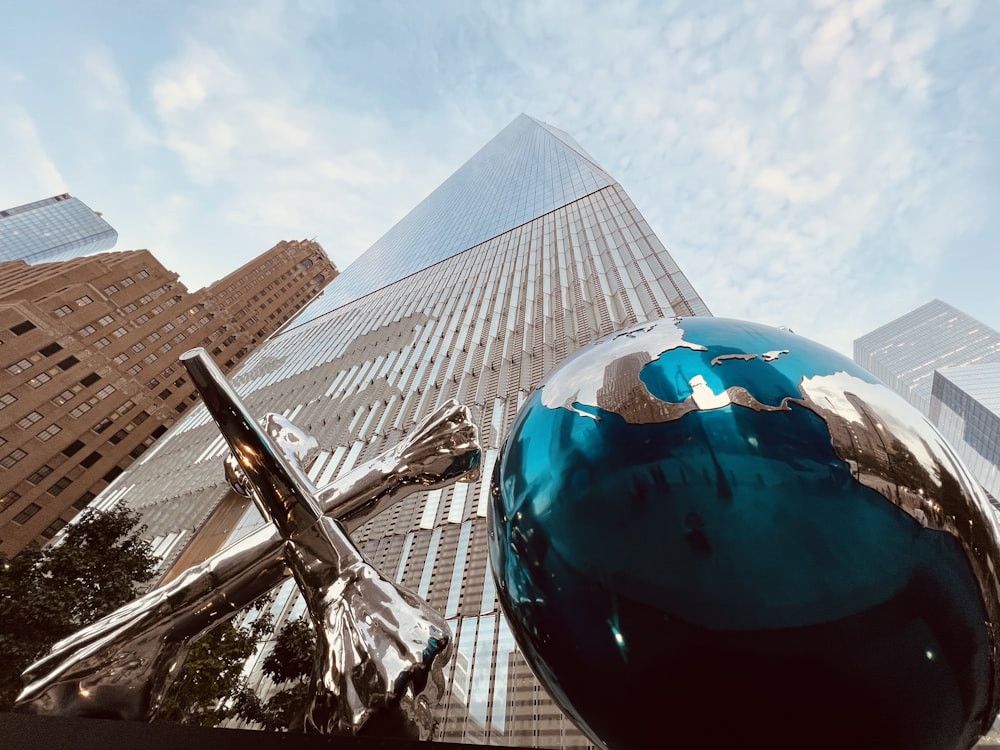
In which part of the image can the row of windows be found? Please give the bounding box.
[6,354,79,376]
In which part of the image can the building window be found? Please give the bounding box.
[0,490,21,513]
[69,402,93,418]
[10,320,37,335]
[53,305,73,317]
[116,400,136,416]
[120,276,134,287]
[136,314,150,325]
[122,303,137,313]
[78,324,96,337]
[73,492,96,510]
[158,388,172,400]
[27,371,52,388]
[143,353,157,364]
[16,411,43,428]
[12,503,41,525]
[7,358,32,374]
[75,295,93,307]
[57,356,79,370]
[80,451,103,468]
[91,418,113,434]
[148,331,160,342]
[0,448,28,469]
[0,393,17,409]
[136,269,150,279]
[61,440,85,457]
[94,337,111,349]
[40,518,67,538]
[52,387,79,406]
[46,477,72,496]
[39,342,62,357]
[127,364,142,375]
[37,424,61,441]
[131,341,146,352]
[98,315,114,326]
[163,322,175,333]
[113,353,129,364]
[112,326,128,338]
[104,284,120,295]
[26,465,53,484]
[95,384,116,399]
[109,429,129,445]
[80,372,100,387]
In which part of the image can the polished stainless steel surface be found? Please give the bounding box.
[15,349,479,734]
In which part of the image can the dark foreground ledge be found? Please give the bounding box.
[0,713,471,750]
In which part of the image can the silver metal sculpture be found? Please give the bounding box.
[16,348,480,737]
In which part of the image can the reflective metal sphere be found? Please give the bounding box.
[488,317,1000,750]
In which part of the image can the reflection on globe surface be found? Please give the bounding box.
[488,317,1000,750]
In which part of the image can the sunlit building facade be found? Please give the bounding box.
[854,299,1000,506]
[0,241,334,556]
[930,363,1000,503]
[0,194,118,264]
[97,114,710,745]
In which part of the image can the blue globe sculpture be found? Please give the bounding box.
[488,317,1000,750]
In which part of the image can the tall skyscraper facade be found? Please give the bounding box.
[0,240,335,556]
[854,299,1000,415]
[0,194,118,264]
[930,363,1000,502]
[854,299,1000,505]
[97,115,710,746]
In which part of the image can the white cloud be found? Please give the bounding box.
[4,0,996,357]
[0,106,66,207]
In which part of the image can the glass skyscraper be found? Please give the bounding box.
[930,363,1000,503]
[854,299,1000,508]
[0,194,118,264]
[854,299,1000,416]
[94,114,710,746]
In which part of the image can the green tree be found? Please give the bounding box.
[232,616,316,731]
[155,606,274,727]
[0,506,159,709]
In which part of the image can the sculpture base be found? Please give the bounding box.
[0,713,470,750]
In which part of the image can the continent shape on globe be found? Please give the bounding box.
[489,316,1000,750]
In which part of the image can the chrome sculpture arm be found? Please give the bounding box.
[16,349,479,728]
[183,351,451,735]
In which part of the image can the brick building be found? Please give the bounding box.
[0,239,335,556]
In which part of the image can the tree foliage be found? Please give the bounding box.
[0,504,315,729]
[0,506,159,709]
[231,616,316,731]
[155,607,274,727]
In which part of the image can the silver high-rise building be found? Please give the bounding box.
[94,114,710,745]
[854,299,1000,507]
[0,194,118,264]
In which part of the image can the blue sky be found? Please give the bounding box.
[2,0,997,355]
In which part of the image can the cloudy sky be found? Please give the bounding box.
[2,0,997,355]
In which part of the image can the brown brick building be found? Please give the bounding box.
[0,240,335,556]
